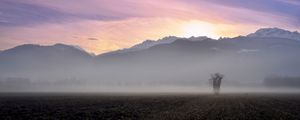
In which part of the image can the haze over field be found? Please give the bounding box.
[3,1,300,120]
[0,0,300,93]
[0,28,300,92]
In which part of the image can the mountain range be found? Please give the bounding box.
[1,27,300,91]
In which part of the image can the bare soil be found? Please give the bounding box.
[0,93,300,120]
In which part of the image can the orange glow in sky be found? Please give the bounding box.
[181,20,219,39]
[0,0,299,54]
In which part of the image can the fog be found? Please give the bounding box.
[0,36,300,93]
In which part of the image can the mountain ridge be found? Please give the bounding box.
[1,27,300,90]
[1,27,299,56]
[247,27,300,40]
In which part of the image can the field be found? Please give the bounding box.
[0,93,300,120]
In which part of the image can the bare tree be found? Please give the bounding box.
[209,73,224,95]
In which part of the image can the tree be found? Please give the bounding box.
[209,73,224,95]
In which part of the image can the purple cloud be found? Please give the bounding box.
[185,0,300,25]
[0,0,299,53]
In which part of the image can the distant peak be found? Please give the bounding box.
[17,44,40,47]
[160,36,179,40]
[53,43,68,47]
[4,43,88,54]
[52,43,89,53]
[255,27,290,33]
[141,40,155,44]
[11,44,41,50]
[247,27,300,40]
[15,43,68,49]
[188,36,209,41]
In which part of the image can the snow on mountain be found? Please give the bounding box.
[102,36,210,55]
[187,36,210,41]
[132,36,178,49]
[99,36,177,55]
[237,49,259,53]
[247,27,300,40]
[111,36,180,54]
[130,36,210,50]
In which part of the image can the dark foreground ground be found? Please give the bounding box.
[0,93,300,120]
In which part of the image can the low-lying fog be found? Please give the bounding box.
[1,34,300,93]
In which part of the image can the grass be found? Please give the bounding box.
[0,93,300,120]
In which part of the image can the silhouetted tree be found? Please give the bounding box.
[209,73,224,95]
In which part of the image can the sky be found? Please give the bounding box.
[0,0,299,54]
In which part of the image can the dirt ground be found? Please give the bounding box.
[0,93,299,120]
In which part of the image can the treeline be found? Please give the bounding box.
[264,76,300,87]
[0,77,32,91]
[0,77,84,91]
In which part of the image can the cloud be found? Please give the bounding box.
[88,38,98,40]
[193,0,300,25]
[0,18,186,54]
[277,0,300,6]
[0,0,299,54]
[0,0,71,26]
[2,0,299,27]
[24,0,190,18]
[0,0,130,27]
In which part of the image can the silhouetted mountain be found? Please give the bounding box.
[101,36,209,56]
[101,36,181,56]
[96,34,300,85]
[1,28,300,91]
[0,44,93,82]
[0,43,92,64]
[247,27,300,40]
[95,28,300,87]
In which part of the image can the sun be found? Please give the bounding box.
[181,20,219,39]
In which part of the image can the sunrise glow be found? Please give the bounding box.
[0,0,299,54]
[181,21,218,39]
